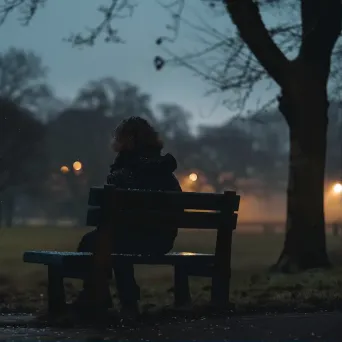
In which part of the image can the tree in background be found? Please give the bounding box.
[74,77,157,124]
[244,112,289,196]
[0,48,52,226]
[0,48,52,116]
[157,103,195,173]
[326,102,342,182]
[195,120,256,193]
[0,99,45,227]
[45,106,114,224]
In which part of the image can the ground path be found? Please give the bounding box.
[0,312,341,341]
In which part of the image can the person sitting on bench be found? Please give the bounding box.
[75,116,182,317]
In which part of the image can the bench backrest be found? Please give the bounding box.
[87,186,240,261]
[87,185,239,230]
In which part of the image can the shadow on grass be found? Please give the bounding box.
[2,265,342,318]
[232,267,342,313]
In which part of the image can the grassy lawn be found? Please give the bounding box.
[0,226,342,313]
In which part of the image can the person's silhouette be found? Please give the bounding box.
[76,117,182,317]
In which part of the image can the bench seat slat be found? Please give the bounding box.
[23,251,215,267]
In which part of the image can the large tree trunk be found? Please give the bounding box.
[225,0,341,273]
[275,87,330,272]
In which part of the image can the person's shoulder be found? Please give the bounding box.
[170,174,182,192]
[107,168,131,188]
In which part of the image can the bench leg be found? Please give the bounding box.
[174,265,191,307]
[48,266,66,315]
[211,273,231,309]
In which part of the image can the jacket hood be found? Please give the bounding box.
[110,151,177,174]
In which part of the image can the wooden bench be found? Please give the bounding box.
[23,186,240,314]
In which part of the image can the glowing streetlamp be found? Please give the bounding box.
[189,173,198,182]
[73,161,83,172]
[333,183,342,194]
[60,165,70,174]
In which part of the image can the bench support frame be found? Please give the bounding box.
[174,265,191,307]
[48,266,66,315]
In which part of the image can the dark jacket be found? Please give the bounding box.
[106,150,182,253]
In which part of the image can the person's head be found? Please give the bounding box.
[111,116,164,155]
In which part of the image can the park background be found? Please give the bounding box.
[1,0,342,316]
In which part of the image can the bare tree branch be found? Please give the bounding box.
[0,0,137,45]
[156,0,185,44]
[153,1,301,113]
[66,0,137,46]
[224,0,290,87]
[0,0,46,25]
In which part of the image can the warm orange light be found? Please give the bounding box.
[73,161,82,171]
[60,165,70,174]
[189,173,198,182]
[333,183,342,194]
[179,252,196,256]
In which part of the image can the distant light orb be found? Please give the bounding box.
[189,173,198,182]
[333,183,342,194]
[60,165,70,174]
[73,161,82,171]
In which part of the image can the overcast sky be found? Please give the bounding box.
[0,0,279,127]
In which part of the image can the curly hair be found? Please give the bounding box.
[112,116,163,154]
